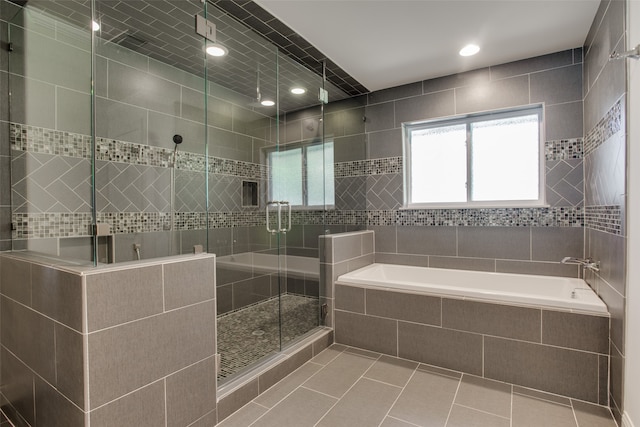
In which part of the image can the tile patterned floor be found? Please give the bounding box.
[217,295,318,382]
[219,344,618,427]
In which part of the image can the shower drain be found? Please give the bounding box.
[252,330,265,336]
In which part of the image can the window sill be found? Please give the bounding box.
[402,202,551,210]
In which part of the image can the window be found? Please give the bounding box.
[403,106,544,208]
[267,142,334,207]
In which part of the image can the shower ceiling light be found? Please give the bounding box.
[290,87,306,95]
[261,99,275,107]
[459,44,480,56]
[92,20,100,31]
[206,43,228,57]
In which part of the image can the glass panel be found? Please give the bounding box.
[410,124,467,204]
[471,114,539,201]
[307,142,335,206]
[4,0,94,264]
[269,148,303,205]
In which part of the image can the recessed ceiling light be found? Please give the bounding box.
[206,44,228,57]
[261,99,275,107]
[92,20,100,31]
[459,44,480,57]
[291,87,306,95]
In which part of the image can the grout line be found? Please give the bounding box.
[378,363,419,427]
[453,403,511,421]
[443,375,463,426]
[569,399,581,427]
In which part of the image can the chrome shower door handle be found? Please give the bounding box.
[266,201,279,233]
[280,201,291,232]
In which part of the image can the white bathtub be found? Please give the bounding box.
[336,263,608,315]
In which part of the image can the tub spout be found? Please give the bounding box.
[561,257,600,272]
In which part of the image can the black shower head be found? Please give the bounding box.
[173,134,183,145]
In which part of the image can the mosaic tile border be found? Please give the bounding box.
[584,98,623,156]
[584,205,622,235]
[545,139,584,161]
[10,123,268,180]
[334,157,402,178]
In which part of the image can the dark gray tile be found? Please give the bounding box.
[368,129,403,159]
[429,256,495,272]
[166,357,216,427]
[484,336,599,402]
[35,377,85,427]
[55,324,85,409]
[394,90,455,127]
[56,87,91,135]
[542,310,609,353]
[1,296,56,384]
[312,330,334,356]
[216,402,266,427]
[334,134,367,162]
[596,280,624,353]
[530,64,583,105]
[1,347,35,426]
[490,50,574,80]
[88,300,216,408]
[512,385,571,406]
[455,75,529,114]
[334,310,398,356]
[396,226,457,256]
[233,275,272,310]
[95,96,148,145]
[163,256,215,310]
[368,82,422,104]
[443,299,540,342]
[89,381,165,427]
[32,264,83,331]
[333,233,364,262]
[334,284,365,313]
[216,378,259,422]
[86,265,163,332]
[398,321,483,375]
[587,229,626,297]
[366,288,441,326]
[0,256,31,306]
[255,362,323,408]
[317,378,402,427]
[545,101,584,140]
[599,354,609,406]
[458,226,531,260]
[495,259,579,277]
[148,110,207,152]
[365,102,395,133]
[609,342,623,414]
[531,227,584,262]
[422,68,491,93]
[375,252,429,267]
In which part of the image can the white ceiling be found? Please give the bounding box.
[254,0,601,92]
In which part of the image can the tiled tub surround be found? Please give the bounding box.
[0,252,217,426]
[333,279,610,405]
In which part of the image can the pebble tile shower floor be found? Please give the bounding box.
[217,294,319,381]
[218,344,618,427]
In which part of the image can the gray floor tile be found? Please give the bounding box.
[311,344,347,365]
[250,387,336,427]
[454,374,512,418]
[254,362,323,408]
[381,417,422,427]
[446,404,510,427]
[364,355,418,387]
[389,369,460,426]
[572,400,617,427]
[512,394,578,427]
[303,351,377,398]
[217,402,267,427]
[317,378,402,427]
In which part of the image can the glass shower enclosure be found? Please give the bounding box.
[2,0,345,385]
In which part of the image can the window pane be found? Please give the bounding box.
[410,124,467,204]
[471,114,539,201]
[270,148,302,205]
[306,143,335,206]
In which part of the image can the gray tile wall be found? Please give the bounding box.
[0,252,217,426]
[319,230,375,328]
[583,0,628,423]
[334,282,610,404]
[0,16,10,252]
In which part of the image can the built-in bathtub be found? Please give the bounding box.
[334,263,610,404]
[336,263,607,314]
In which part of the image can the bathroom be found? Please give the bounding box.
[0,0,638,426]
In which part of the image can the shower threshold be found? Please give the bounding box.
[217,294,319,383]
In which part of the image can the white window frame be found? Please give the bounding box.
[403,105,547,209]
[266,140,335,210]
